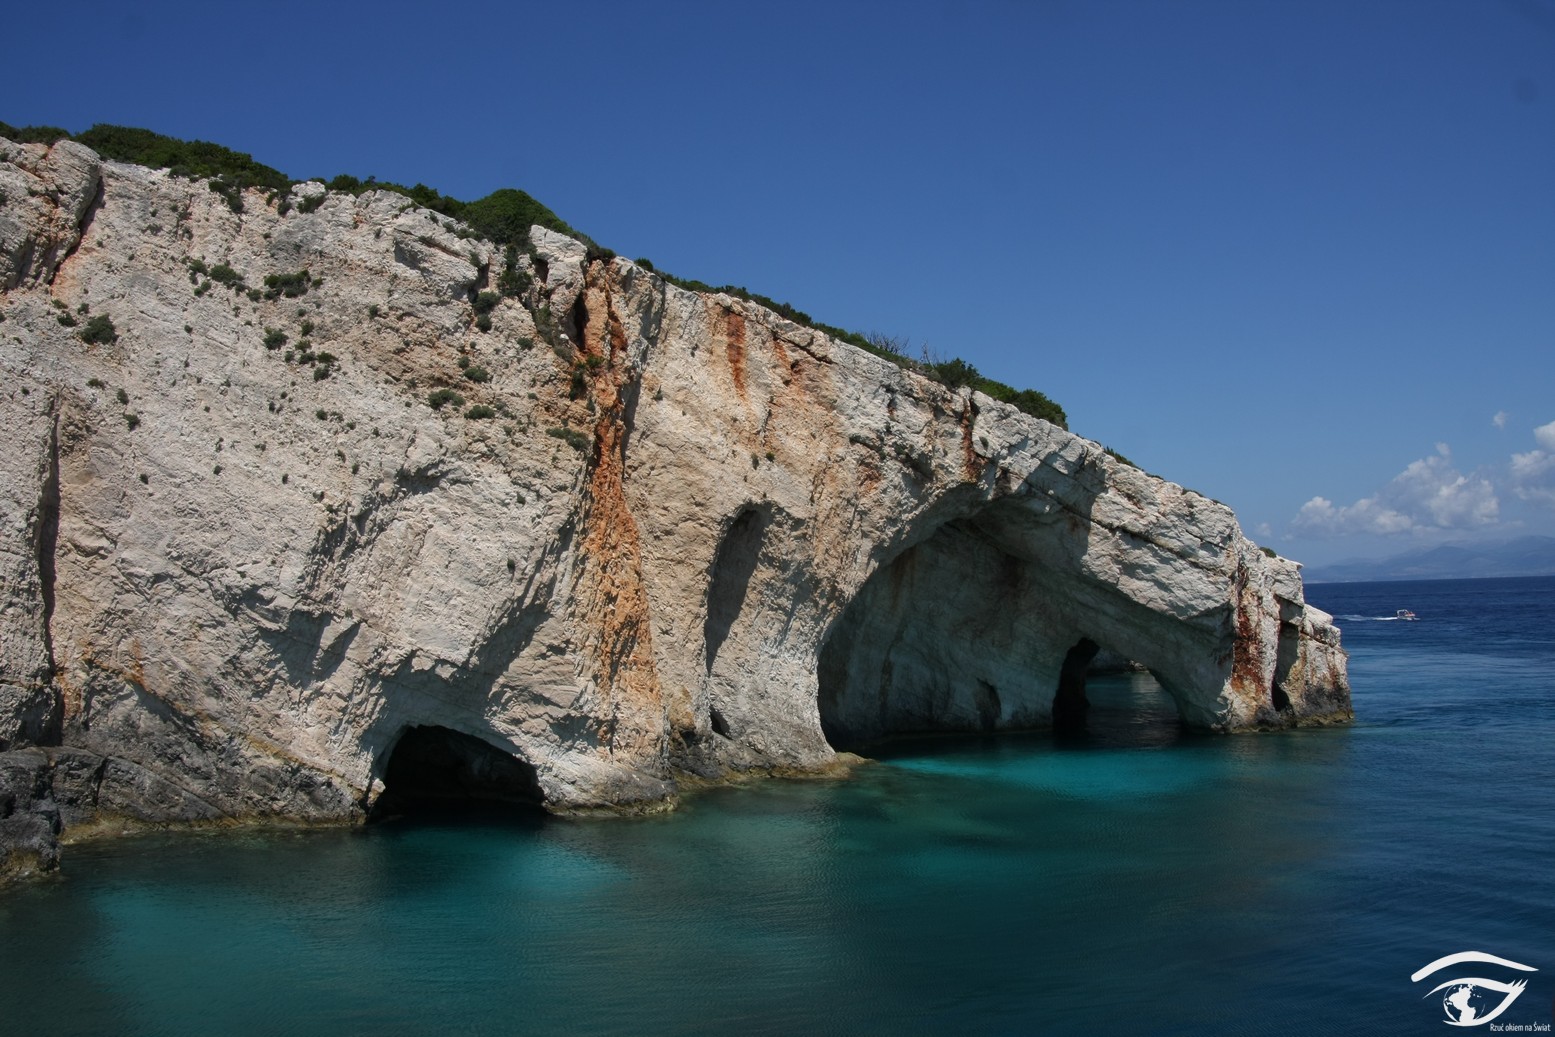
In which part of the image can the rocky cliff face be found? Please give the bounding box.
[0,136,1350,880]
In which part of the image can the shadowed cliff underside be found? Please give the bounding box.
[0,136,1350,881]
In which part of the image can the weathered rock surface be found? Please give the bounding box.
[0,137,1350,880]
[0,750,61,882]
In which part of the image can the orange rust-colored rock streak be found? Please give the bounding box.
[960,399,987,482]
[1229,560,1272,708]
[570,267,665,761]
[722,308,748,401]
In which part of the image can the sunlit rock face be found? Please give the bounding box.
[0,135,1350,870]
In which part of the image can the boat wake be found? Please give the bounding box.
[1337,614,1415,622]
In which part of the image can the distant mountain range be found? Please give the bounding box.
[1302,535,1555,583]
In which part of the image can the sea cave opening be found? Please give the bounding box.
[369,725,545,821]
[817,507,1188,753]
[1066,659,1186,749]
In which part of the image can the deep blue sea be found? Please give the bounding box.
[2,577,1552,1036]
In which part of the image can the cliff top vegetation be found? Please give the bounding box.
[1,120,1066,429]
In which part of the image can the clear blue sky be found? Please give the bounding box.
[6,0,1553,566]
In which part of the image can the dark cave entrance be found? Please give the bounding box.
[1050,640,1185,744]
[816,512,1058,752]
[370,725,545,820]
[1070,666,1186,747]
[817,506,1189,753]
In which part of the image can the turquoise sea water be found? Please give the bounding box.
[2,577,1552,1035]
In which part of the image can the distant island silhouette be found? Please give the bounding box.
[1304,536,1555,583]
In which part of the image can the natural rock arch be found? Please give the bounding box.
[815,494,1219,750]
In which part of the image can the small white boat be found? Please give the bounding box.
[1396,609,1418,621]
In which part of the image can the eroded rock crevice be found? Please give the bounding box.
[36,415,60,685]
[704,506,769,675]
[1271,618,1300,713]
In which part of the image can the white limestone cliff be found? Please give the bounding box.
[0,137,1349,880]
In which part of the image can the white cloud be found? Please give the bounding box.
[1510,420,1555,504]
[1493,410,1509,430]
[1291,445,1499,537]
[1293,496,1414,536]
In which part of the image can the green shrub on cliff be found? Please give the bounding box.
[928,357,980,390]
[207,174,246,213]
[546,426,589,451]
[14,123,292,215]
[497,246,533,297]
[75,125,290,191]
[973,380,1067,429]
[78,314,118,345]
[463,189,586,248]
[207,262,244,289]
[1103,447,1137,468]
[263,271,312,300]
[320,177,595,254]
[0,121,70,145]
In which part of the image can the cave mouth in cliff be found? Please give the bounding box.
[1052,640,1190,743]
[370,725,545,821]
[817,507,1190,752]
[817,513,1055,752]
[1070,667,1186,747]
[1052,638,1100,734]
